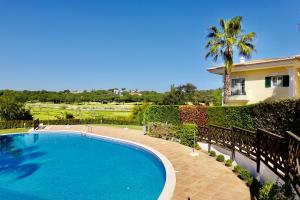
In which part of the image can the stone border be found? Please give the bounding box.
[25,129,176,200]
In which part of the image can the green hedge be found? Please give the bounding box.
[207,105,254,130]
[144,99,299,135]
[0,120,34,129]
[0,117,138,129]
[207,99,300,135]
[252,99,299,135]
[41,118,138,126]
[143,105,180,125]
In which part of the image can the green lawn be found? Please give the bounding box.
[0,128,30,134]
[26,102,134,120]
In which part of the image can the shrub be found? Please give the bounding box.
[65,112,75,119]
[129,103,149,125]
[216,154,225,162]
[258,181,296,200]
[225,159,233,167]
[143,105,180,125]
[179,105,208,126]
[172,123,198,147]
[259,182,276,200]
[0,96,33,121]
[209,150,216,157]
[238,168,253,185]
[147,122,174,139]
[233,164,242,173]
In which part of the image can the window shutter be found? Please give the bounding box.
[283,75,289,87]
[265,77,271,88]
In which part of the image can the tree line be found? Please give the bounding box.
[0,84,221,106]
[0,84,221,121]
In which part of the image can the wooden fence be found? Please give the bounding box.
[198,125,300,196]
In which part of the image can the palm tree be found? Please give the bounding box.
[205,16,256,104]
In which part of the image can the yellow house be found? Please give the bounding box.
[207,55,300,105]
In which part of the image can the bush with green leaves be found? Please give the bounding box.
[173,123,198,147]
[233,164,242,173]
[208,150,216,157]
[238,168,253,186]
[216,154,225,162]
[259,181,295,200]
[65,112,75,119]
[143,105,180,125]
[225,159,233,167]
[129,103,150,125]
[0,96,32,120]
[148,123,199,148]
[147,122,174,139]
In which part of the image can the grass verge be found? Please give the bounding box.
[0,128,30,134]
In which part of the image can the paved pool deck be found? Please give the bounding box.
[46,125,250,200]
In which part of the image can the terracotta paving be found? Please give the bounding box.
[46,125,251,200]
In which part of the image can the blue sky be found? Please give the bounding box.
[0,0,299,91]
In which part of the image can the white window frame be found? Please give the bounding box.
[231,77,246,96]
[271,75,283,88]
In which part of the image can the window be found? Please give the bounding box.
[272,76,283,87]
[265,75,289,88]
[231,78,245,95]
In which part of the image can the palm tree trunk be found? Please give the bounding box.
[223,68,231,105]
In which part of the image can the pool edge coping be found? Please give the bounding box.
[23,129,176,200]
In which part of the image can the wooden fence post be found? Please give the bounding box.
[256,129,261,174]
[231,127,235,161]
[208,125,211,152]
[284,131,290,183]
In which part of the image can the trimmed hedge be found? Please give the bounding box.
[207,105,254,130]
[0,117,138,129]
[143,105,180,125]
[0,120,34,129]
[253,99,299,135]
[41,117,138,126]
[204,99,299,135]
[179,105,207,126]
[134,99,299,136]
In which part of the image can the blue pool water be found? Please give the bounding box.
[0,132,166,200]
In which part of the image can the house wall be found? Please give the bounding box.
[229,67,290,105]
[296,68,300,98]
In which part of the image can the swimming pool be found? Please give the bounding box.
[0,132,171,200]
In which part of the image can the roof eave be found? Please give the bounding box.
[207,57,300,75]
